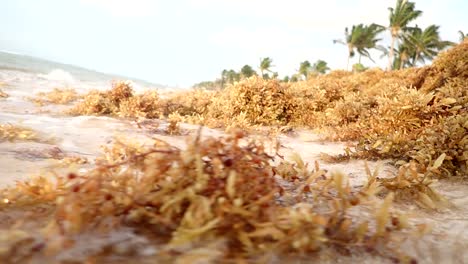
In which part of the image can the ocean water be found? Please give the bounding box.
[0,50,165,98]
[0,50,163,85]
[0,51,170,185]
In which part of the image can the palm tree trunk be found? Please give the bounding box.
[347,54,350,71]
[347,44,353,71]
[414,53,420,66]
[388,34,395,70]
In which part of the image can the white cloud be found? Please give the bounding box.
[80,0,157,17]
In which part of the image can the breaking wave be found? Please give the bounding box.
[38,69,75,83]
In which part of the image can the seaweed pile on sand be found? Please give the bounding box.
[63,41,466,180]
[0,124,39,143]
[0,131,420,263]
[29,88,80,106]
[346,40,467,179]
[69,81,160,119]
[3,40,465,263]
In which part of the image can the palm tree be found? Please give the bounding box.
[221,69,228,88]
[240,65,256,78]
[355,24,386,63]
[405,25,454,66]
[220,69,240,87]
[333,25,361,70]
[226,69,240,83]
[334,24,384,70]
[387,0,422,70]
[311,60,330,74]
[259,57,274,78]
[298,60,312,79]
[392,25,454,69]
[458,30,467,42]
[393,41,413,69]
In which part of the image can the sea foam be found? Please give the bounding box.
[38,69,75,83]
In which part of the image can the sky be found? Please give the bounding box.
[1,0,466,87]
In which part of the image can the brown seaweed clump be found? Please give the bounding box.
[285,41,467,180]
[29,88,80,106]
[222,77,296,126]
[69,81,161,118]
[350,40,468,178]
[0,132,416,263]
[0,124,38,142]
[158,89,215,118]
[418,39,468,93]
[145,78,298,129]
[0,89,8,98]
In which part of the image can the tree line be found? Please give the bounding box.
[193,57,331,89]
[194,0,465,89]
